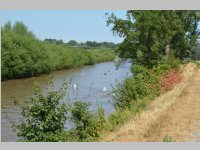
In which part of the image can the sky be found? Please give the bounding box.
[1,10,127,43]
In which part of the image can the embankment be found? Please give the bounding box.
[102,62,200,142]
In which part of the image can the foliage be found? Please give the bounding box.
[194,43,200,60]
[112,57,180,110]
[106,10,199,136]
[107,10,200,68]
[90,48,115,63]
[95,104,107,131]
[68,102,107,142]
[44,38,64,44]
[161,70,182,91]
[67,40,118,49]
[15,82,68,142]
[1,21,115,80]
[108,109,130,130]
[106,57,182,133]
[195,61,200,68]
[14,81,107,142]
[163,135,176,142]
[67,40,79,46]
[112,76,148,109]
[131,64,148,76]
[69,101,99,141]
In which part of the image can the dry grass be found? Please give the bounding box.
[101,63,200,142]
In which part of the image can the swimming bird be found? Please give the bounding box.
[112,93,116,96]
[73,83,77,90]
[102,87,107,92]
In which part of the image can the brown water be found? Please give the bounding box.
[1,61,131,142]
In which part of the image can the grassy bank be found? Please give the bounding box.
[1,22,115,81]
[101,62,200,142]
[97,57,182,134]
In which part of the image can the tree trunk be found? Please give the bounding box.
[165,44,170,58]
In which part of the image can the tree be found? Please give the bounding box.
[13,21,35,38]
[67,40,78,46]
[3,21,12,31]
[44,38,64,44]
[172,11,200,58]
[107,10,200,68]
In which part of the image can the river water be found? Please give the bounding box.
[1,61,131,142]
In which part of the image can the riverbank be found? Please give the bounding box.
[1,21,115,81]
[101,62,200,142]
[2,46,115,81]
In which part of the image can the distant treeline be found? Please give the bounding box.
[44,39,119,49]
[1,21,115,80]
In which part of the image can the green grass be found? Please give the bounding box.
[194,61,200,68]
[163,135,176,142]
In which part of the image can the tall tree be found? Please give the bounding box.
[107,10,200,68]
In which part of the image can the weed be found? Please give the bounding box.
[163,134,176,142]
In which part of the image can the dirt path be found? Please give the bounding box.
[102,63,200,142]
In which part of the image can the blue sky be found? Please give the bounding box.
[2,10,127,43]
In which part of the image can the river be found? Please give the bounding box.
[1,61,131,142]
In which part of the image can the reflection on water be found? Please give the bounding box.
[1,61,131,141]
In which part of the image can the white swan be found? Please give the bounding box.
[73,83,77,90]
[112,93,116,96]
[102,87,107,92]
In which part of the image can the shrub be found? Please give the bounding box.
[14,82,68,142]
[69,101,100,142]
[163,134,176,142]
[95,104,106,131]
[108,109,130,130]
[161,70,182,91]
[13,81,108,142]
[1,21,115,80]
[131,64,148,76]
[112,57,181,110]
[85,51,96,65]
[165,56,181,70]
[196,61,200,68]
[112,65,150,109]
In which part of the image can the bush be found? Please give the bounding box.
[14,82,68,142]
[131,64,148,76]
[1,21,115,80]
[69,101,100,141]
[14,81,108,142]
[95,104,107,130]
[112,64,150,109]
[163,134,176,142]
[112,57,181,110]
[164,56,181,70]
[161,70,182,91]
[108,109,130,130]
[113,77,149,109]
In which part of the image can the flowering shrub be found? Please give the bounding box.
[161,70,182,91]
[112,57,181,110]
